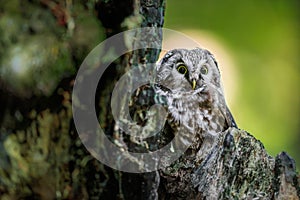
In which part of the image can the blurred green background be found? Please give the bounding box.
[164,0,300,165]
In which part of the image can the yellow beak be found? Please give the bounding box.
[192,79,197,90]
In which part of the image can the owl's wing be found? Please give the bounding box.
[223,106,238,128]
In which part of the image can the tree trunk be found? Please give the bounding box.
[0,0,299,199]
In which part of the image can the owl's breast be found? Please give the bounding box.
[166,93,227,136]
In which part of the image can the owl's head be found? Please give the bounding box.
[155,48,222,96]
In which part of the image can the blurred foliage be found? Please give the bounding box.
[0,0,105,97]
[164,0,300,166]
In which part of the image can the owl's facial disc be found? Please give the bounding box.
[189,63,210,91]
[174,62,204,91]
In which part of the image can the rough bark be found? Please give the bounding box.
[95,0,166,199]
[0,0,299,200]
[191,128,299,200]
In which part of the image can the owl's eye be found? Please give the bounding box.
[200,65,209,75]
[176,64,188,75]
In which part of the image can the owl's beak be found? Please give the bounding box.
[192,79,197,90]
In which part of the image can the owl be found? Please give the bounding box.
[129,48,236,160]
[152,48,237,198]
[154,48,237,162]
[125,48,237,197]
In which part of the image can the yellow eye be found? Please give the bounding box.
[200,65,209,75]
[177,64,188,75]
